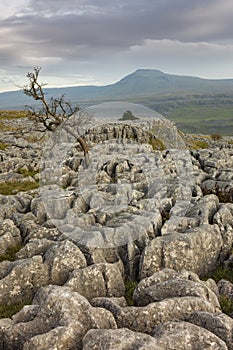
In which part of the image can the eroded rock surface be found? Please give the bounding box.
[0,118,232,349]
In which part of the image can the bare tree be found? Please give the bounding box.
[22,66,89,156]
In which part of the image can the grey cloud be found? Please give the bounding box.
[1,0,233,91]
[6,0,233,52]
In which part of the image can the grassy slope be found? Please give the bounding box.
[167,104,233,135]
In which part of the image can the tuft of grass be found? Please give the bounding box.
[0,244,23,263]
[0,300,32,319]
[124,279,137,306]
[0,180,39,195]
[205,265,233,284]
[219,296,233,316]
[0,110,30,120]
[148,135,166,151]
[202,264,233,316]
[0,142,9,150]
[188,139,209,150]
[0,110,30,132]
[18,169,39,177]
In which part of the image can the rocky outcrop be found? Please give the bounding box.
[2,285,117,350]
[0,117,233,349]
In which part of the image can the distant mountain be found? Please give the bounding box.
[1,69,233,110]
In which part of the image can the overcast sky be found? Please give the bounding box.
[1,0,233,92]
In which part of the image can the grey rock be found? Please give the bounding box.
[0,193,32,222]
[43,240,87,285]
[3,285,117,350]
[214,203,233,228]
[0,219,21,255]
[201,179,233,203]
[20,220,61,242]
[152,320,228,350]
[223,253,233,269]
[118,242,141,280]
[134,269,220,309]
[188,311,233,350]
[204,278,220,297]
[79,245,122,266]
[184,194,219,225]
[93,296,217,334]
[0,318,13,350]
[30,197,47,224]
[140,224,224,279]
[15,238,54,259]
[218,279,233,300]
[66,262,124,300]
[135,268,179,294]
[83,328,163,350]
[23,325,81,350]
[12,305,40,324]
[0,260,17,279]
[0,255,49,305]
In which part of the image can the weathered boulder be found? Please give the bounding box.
[0,193,32,221]
[92,296,217,334]
[83,328,163,350]
[0,256,48,305]
[3,285,117,350]
[19,220,61,243]
[0,318,13,350]
[65,262,124,300]
[23,326,81,350]
[15,238,54,259]
[12,305,40,324]
[43,240,87,285]
[185,194,219,225]
[213,203,233,228]
[0,219,21,255]
[188,311,233,350]
[133,269,220,308]
[201,180,233,203]
[218,279,233,301]
[30,197,47,224]
[140,224,224,279]
[152,320,228,350]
